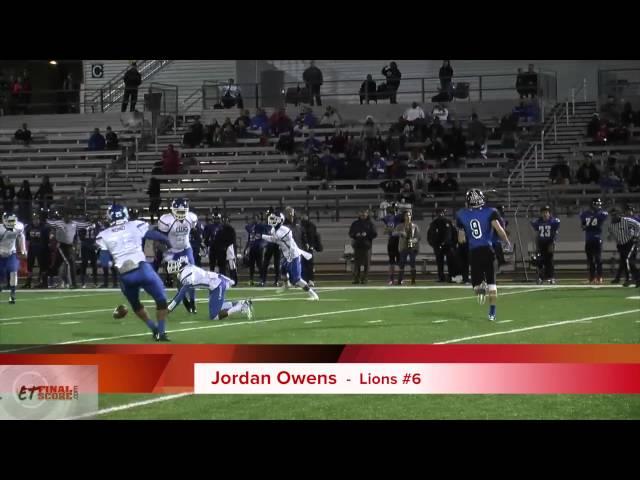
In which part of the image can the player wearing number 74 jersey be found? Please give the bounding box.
[456,189,511,322]
[580,198,609,284]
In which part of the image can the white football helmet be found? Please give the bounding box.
[166,256,190,274]
[171,198,189,220]
[2,212,17,229]
[267,212,284,227]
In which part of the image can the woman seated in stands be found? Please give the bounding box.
[162,144,182,175]
[319,105,342,127]
[407,148,426,170]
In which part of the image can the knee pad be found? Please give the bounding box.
[9,272,17,287]
[156,299,168,310]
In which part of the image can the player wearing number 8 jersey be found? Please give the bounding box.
[580,198,609,284]
[456,189,511,321]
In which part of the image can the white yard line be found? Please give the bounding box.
[22,288,540,347]
[496,320,513,324]
[63,393,192,420]
[434,309,640,344]
[0,322,22,326]
[303,320,322,324]
[432,320,449,324]
[59,321,82,325]
[367,320,383,324]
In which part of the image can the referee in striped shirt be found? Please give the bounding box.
[608,207,640,287]
[47,212,91,289]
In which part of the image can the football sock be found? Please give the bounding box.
[157,319,166,334]
[145,319,157,332]
[489,305,496,317]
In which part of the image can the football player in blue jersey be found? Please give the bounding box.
[580,198,609,284]
[530,205,561,284]
[456,189,512,321]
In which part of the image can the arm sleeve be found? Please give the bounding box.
[168,283,190,313]
[144,229,171,246]
[157,218,170,233]
[17,231,26,255]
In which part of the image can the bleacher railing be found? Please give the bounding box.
[85,60,172,113]
[201,71,558,110]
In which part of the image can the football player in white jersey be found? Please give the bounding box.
[166,257,254,320]
[0,212,26,304]
[96,204,173,341]
[263,212,319,300]
[157,198,199,313]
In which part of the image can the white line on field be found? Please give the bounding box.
[496,320,513,324]
[1,322,22,326]
[63,393,192,420]
[432,320,449,324]
[626,296,640,300]
[367,320,383,324]
[179,321,200,325]
[434,309,640,344]
[0,308,114,323]
[25,287,540,347]
[59,321,82,325]
[304,320,322,324]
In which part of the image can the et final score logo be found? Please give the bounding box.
[17,385,79,402]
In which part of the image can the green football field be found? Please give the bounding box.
[1,281,639,419]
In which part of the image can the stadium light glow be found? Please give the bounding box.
[49,60,58,65]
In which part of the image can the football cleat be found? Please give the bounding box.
[308,289,319,301]
[9,297,16,305]
[155,332,171,342]
[243,300,254,320]
[488,314,496,322]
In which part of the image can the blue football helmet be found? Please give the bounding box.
[171,198,189,220]
[466,189,485,209]
[107,204,129,225]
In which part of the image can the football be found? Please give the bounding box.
[113,305,129,319]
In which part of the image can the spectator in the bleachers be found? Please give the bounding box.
[403,102,426,123]
[382,62,401,104]
[587,113,601,139]
[182,120,204,148]
[407,149,426,170]
[594,121,610,145]
[623,156,640,192]
[576,153,601,184]
[250,108,270,135]
[221,122,237,146]
[62,73,76,113]
[359,75,378,104]
[276,130,295,155]
[442,153,459,169]
[34,176,54,210]
[105,126,119,150]
[425,132,446,161]
[429,116,445,140]
[439,61,454,94]
[548,156,571,185]
[304,132,322,156]
[399,180,415,204]
[14,123,32,145]
[16,180,32,222]
[319,105,343,127]
[235,109,251,128]
[269,107,293,136]
[330,129,348,154]
[361,115,379,140]
[621,102,635,127]
[300,107,318,129]
[368,151,387,179]
[431,103,448,122]
[9,76,22,114]
[303,61,323,107]
[221,78,243,109]
[121,62,141,113]
[600,166,624,192]
[320,148,338,180]
[427,173,443,194]
[442,173,459,193]
[380,178,403,196]
[162,144,181,175]
[444,121,467,159]
[516,68,526,99]
[468,113,487,157]
[1,176,15,213]
[88,128,106,151]
[147,177,161,222]
[205,119,222,146]
[523,64,538,98]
